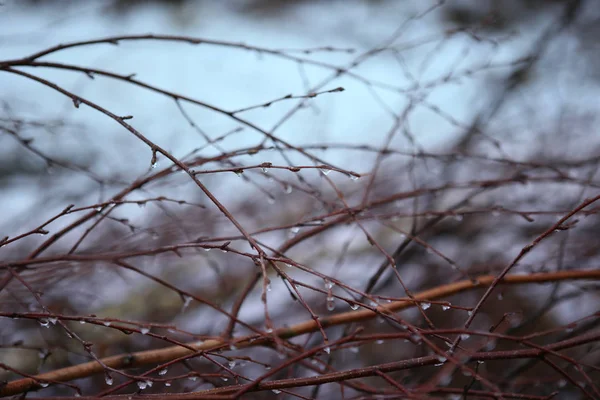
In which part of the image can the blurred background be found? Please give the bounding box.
[1,0,599,398]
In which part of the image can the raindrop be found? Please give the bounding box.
[158,368,168,376]
[460,334,470,340]
[165,381,172,387]
[285,263,292,268]
[188,376,197,381]
[350,303,360,311]
[140,327,150,335]
[39,319,50,328]
[436,356,447,363]
[49,317,58,325]
[421,302,431,310]
[320,168,332,176]
[234,170,243,177]
[349,346,359,353]
[266,328,273,333]
[203,248,211,252]
[272,389,281,394]
[467,311,473,317]
[137,381,148,390]
[369,300,378,307]
[266,283,272,292]
[442,304,451,311]
[39,382,49,388]
[497,293,503,300]
[491,210,501,217]
[283,184,293,194]
[229,344,238,350]
[103,321,111,327]
[326,298,335,311]
[410,334,422,344]
[228,360,236,369]
[267,196,276,205]
[72,98,82,108]
[221,377,229,382]
[105,375,114,386]
[181,295,193,310]
[324,279,334,290]
[376,340,384,345]
[454,214,463,221]
[290,226,300,234]
[151,161,158,169]
[350,175,360,181]
[262,167,269,173]
[323,346,331,354]
[477,360,484,365]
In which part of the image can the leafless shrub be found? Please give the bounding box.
[1,1,599,399]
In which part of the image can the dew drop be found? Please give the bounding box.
[228,361,236,369]
[221,377,229,382]
[137,381,148,390]
[320,168,332,176]
[262,167,269,173]
[283,184,292,194]
[39,319,50,328]
[467,311,473,317]
[272,389,281,394]
[234,170,243,177]
[436,356,447,363]
[454,214,463,221]
[188,376,197,381]
[497,292,503,300]
[229,344,238,350]
[158,368,168,376]
[267,196,276,205]
[421,302,431,310]
[49,317,58,325]
[105,375,113,385]
[350,175,360,181]
[266,328,273,334]
[103,321,111,327]
[442,304,451,311]
[324,279,334,290]
[323,346,331,354]
[350,303,360,311]
[290,226,300,234]
[460,334,470,340]
[376,339,384,345]
[165,381,172,387]
[151,161,158,169]
[72,98,82,108]
[266,283,272,292]
[39,382,49,388]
